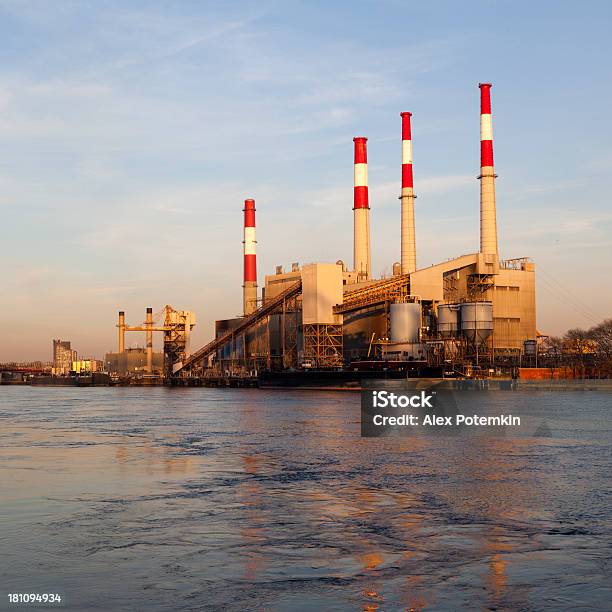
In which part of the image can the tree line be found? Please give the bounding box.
[540,318,612,377]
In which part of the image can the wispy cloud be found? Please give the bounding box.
[1,1,611,357]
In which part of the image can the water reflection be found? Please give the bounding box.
[238,400,267,585]
[114,433,197,477]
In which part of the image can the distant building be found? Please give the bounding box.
[52,339,77,375]
[105,348,164,375]
[72,359,104,374]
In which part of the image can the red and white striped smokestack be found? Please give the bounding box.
[400,112,416,274]
[479,83,498,256]
[243,199,257,316]
[353,136,371,279]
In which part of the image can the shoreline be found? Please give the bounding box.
[5,378,612,392]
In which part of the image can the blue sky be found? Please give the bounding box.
[1,0,611,360]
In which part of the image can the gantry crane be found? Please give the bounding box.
[117,305,196,377]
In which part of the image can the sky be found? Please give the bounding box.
[1,0,611,361]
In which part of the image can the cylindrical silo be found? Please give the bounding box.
[437,304,460,338]
[460,302,493,344]
[389,303,421,343]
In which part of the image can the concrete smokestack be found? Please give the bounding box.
[400,112,416,274]
[146,307,153,373]
[479,83,498,256]
[243,199,257,316]
[118,310,125,353]
[353,136,371,279]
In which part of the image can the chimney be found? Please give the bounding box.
[353,136,371,279]
[146,307,153,373]
[479,83,498,256]
[118,311,125,353]
[243,199,257,315]
[400,112,416,274]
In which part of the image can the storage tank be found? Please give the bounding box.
[437,304,460,338]
[460,302,493,344]
[389,303,421,343]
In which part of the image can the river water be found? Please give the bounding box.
[0,386,610,610]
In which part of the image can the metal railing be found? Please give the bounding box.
[499,257,532,270]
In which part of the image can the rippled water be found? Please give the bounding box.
[1,386,611,610]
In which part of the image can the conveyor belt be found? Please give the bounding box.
[334,274,410,314]
[176,280,302,373]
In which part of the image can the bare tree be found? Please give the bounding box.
[589,319,612,376]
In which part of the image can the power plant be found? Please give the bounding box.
[111,83,537,384]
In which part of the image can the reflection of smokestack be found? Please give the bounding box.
[118,310,125,353]
[146,307,153,373]
[243,199,257,316]
[400,112,416,274]
[353,137,371,279]
[479,83,498,256]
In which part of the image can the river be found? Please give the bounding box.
[1,386,610,610]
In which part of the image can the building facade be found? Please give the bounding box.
[52,339,77,375]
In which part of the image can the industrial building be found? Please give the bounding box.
[72,359,104,374]
[106,305,195,377]
[166,83,536,381]
[104,348,164,376]
[52,340,105,376]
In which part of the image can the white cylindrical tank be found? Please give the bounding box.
[390,303,421,343]
[437,304,460,338]
[460,302,493,344]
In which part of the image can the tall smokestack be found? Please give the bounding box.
[243,199,257,316]
[479,83,498,256]
[118,311,125,353]
[353,136,371,279]
[146,307,153,373]
[400,112,416,274]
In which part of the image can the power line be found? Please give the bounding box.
[538,268,606,322]
[537,277,601,329]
